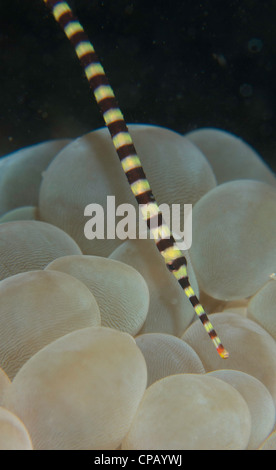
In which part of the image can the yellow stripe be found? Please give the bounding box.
[103,108,124,126]
[113,132,133,149]
[184,285,195,297]
[151,224,171,241]
[53,2,70,21]
[204,321,214,333]
[213,337,223,348]
[131,179,151,196]
[75,41,95,58]
[173,266,188,281]
[85,63,105,81]
[121,155,141,172]
[64,21,83,39]
[195,304,205,316]
[94,85,115,102]
[162,245,183,264]
[140,202,160,219]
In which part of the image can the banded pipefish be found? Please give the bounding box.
[43,0,229,359]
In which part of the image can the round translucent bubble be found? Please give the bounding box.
[185,127,275,186]
[110,239,198,336]
[127,124,216,210]
[0,407,33,450]
[199,289,229,314]
[199,289,249,316]
[189,180,276,300]
[122,374,251,450]
[207,370,275,450]
[0,220,82,281]
[182,312,276,405]
[0,139,71,216]
[135,333,205,387]
[39,125,216,257]
[0,270,101,379]
[46,255,149,336]
[0,206,38,223]
[3,326,147,450]
[222,299,249,317]
[248,280,276,340]
[0,369,11,405]
[259,430,276,450]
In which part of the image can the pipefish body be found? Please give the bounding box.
[43,0,229,359]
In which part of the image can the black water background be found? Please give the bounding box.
[0,0,275,172]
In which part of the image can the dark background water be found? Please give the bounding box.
[0,0,275,172]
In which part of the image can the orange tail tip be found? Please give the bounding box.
[217,345,229,359]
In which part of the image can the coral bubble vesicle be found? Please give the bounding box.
[186,128,276,186]
[207,370,276,450]
[135,333,205,387]
[0,139,71,216]
[248,280,276,340]
[122,374,251,450]
[0,220,82,281]
[0,270,101,379]
[3,327,147,450]
[182,313,276,406]
[0,407,33,451]
[46,255,149,336]
[190,180,276,300]
[110,239,198,336]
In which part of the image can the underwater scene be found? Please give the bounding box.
[0,0,275,451]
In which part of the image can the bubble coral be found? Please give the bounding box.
[0,270,101,379]
[0,139,71,216]
[38,125,216,256]
[248,280,276,340]
[189,180,276,300]
[182,312,276,405]
[0,206,38,223]
[3,326,147,450]
[0,220,82,281]
[135,333,205,386]
[122,125,217,208]
[0,407,33,450]
[110,239,198,336]
[0,368,10,405]
[259,431,276,450]
[222,298,249,317]
[198,289,249,316]
[122,374,251,450]
[207,369,275,449]
[185,127,276,186]
[46,255,149,335]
